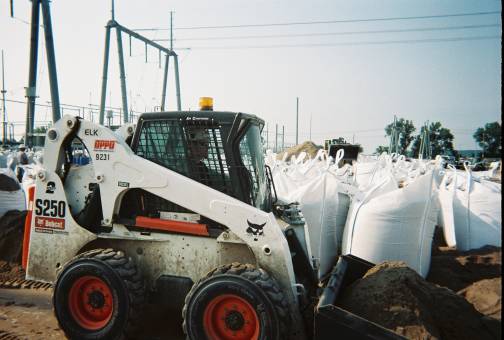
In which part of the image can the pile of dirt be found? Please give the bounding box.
[0,210,26,264]
[339,261,500,340]
[276,141,323,160]
[428,228,501,293]
[428,245,501,292]
[427,226,502,322]
[459,278,501,320]
[0,260,25,283]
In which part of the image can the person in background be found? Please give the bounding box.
[16,144,29,182]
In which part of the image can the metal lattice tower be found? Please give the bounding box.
[99,0,181,125]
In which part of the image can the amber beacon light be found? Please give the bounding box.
[199,97,214,111]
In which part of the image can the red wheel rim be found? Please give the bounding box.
[203,294,260,340]
[68,276,114,330]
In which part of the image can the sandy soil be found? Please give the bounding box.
[0,287,185,340]
[276,141,323,160]
[0,288,64,339]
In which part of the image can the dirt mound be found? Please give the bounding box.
[0,210,26,263]
[428,227,501,292]
[339,261,501,340]
[276,141,323,160]
[459,278,501,320]
[0,260,25,283]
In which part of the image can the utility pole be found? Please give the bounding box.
[265,123,269,149]
[25,0,41,147]
[1,50,7,145]
[295,97,299,145]
[170,11,174,51]
[282,125,285,151]
[275,124,279,152]
[40,0,61,123]
[309,113,312,141]
[161,11,174,111]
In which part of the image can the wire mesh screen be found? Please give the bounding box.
[136,119,233,196]
[185,123,234,196]
[136,120,189,176]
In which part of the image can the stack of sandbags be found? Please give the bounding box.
[268,149,355,279]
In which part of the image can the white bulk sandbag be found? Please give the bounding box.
[342,174,397,255]
[6,154,17,171]
[452,169,501,251]
[354,160,379,189]
[342,170,439,278]
[354,153,399,191]
[0,168,26,218]
[299,171,351,279]
[471,161,500,180]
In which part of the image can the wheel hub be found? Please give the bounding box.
[88,290,105,309]
[203,294,260,340]
[225,310,245,331]
[68,276,114,330]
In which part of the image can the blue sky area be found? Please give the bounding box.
[0,0,501,152]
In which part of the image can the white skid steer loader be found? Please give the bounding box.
[23,108,404,340]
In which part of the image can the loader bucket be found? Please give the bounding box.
[314,255,406,340]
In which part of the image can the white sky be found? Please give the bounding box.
[0,0,501,152]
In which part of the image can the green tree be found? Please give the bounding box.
[384,118,416,155]
[411,122,455,158]
[33,126,48,134]
[473,122,501,157]
[375,145,389,154]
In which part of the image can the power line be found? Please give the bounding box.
[154,24,501,42]
[178,35,501,50]
[133,10,501,31]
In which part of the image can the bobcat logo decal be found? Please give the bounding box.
[246,220,266,241]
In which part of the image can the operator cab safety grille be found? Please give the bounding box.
[135,119,233,196]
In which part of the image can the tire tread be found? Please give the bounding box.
[54,248,145,340]
[182,262,290,339]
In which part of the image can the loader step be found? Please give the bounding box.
[0,278,52,291]
[134,216,210,236]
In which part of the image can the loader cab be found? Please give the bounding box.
[128,111,272,213]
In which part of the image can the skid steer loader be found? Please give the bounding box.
[23,103,404,339]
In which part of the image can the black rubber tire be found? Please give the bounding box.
[53,248,145,340]
[182,263,290,340]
